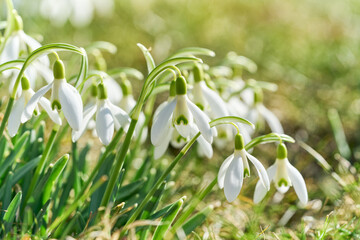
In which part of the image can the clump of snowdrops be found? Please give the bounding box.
[0,1,309,239]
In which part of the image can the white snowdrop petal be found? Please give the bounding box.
[22,83,52,123]
[153,127,173,160]
[38,97,62,125]
[151,99,177,145]
[224,154,243,202]
[32,62,52,83]
[72,103,97,142]
[287,162,308,204]
[107,100,130,130]
[186,97,212,143]
[96,103,114,145]
[246,152,270,190]
[196,135,213,159]
[19,30,41,51]
[258,104,284,134]
[104,76,122,104]
[174,123,192,139]
[218,154,234,189]
[8,95,25,137]
[253,164,277,203]
[201,82,229,118]
[59,82,83,131]
[1,34,20,63]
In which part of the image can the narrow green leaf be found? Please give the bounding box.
[153,197,185,240]
[0,131,30,178]
[117,177,147,202]
[245,133,295,150]
[107,67,144,80]
[0,59,25,73]
[3,191,22,233]
[86,41,117,54]
[179,205,213,236]
[170,47,215,58]
[42,154,69,204]
[137,43,156,73]
[328,108,351,159]
[209,116,254,129]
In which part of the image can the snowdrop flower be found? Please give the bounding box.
[151,78,214,159]
[22,60,83,131]
[247,88,283,134]
[191,63,229,119]
[0,11,52,95]
[40,0,114,28]
[253,143,308,205]
[119,78,147,143]
[218,133,270,202]
[8,76,61,137]
[72,83,130,145]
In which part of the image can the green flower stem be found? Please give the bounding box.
[0,97,14,140]
[171,177,217,234]
[46,176,107,236]
[121,132,201,236]
[23,125,59,208]
[100,119,138,208]
[74,128,124,203]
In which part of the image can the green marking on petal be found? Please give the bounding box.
[243,168,250,178]
[52,100,61,110]
[278,178,288,187]
[195,103,204,111]
[176,115,188,125]
[176,135,186,143]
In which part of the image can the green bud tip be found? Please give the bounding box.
[98,83,108,99]
[13,11,23,31]
[176,76,187,95]
[234,133,244,150]
[277,143,287,159]
[120,79,132,96]
[21,77,30,90]
[90,82,98,97]
[254,88,263,103]
[193,63,204,83]
[53,60,65,79]
[170,80,176,97]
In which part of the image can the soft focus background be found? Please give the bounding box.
[2,0,360,238]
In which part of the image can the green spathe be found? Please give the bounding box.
[235,133,244,150]
[277,143,287,159]
[13,10,23,31]
[193,63,204,83]
[97,83,108,99]
[21,76,30,90]
[170,80,176,97]
[176,76,187,95]
[53,60,65,79]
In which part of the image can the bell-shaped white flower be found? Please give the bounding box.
[22,60,83,131]
[253,143,308,205]
[0,12,52,95]
[151,76,213,149]
[247,89,283,134]
[72,83,130,145]
[218,133,270,202]
[119,79,147,143]
[191,63,229,119]
[151,79,214,159]
[7,76,61,137]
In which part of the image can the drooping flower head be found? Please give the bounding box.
[22,59,83,131]
[151,76,214,159]
[8,76,61,137]
[253,143,308,205]
[218,133,270,202]
[72,82,130,145]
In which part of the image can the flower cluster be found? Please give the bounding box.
[0,8,308,210]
